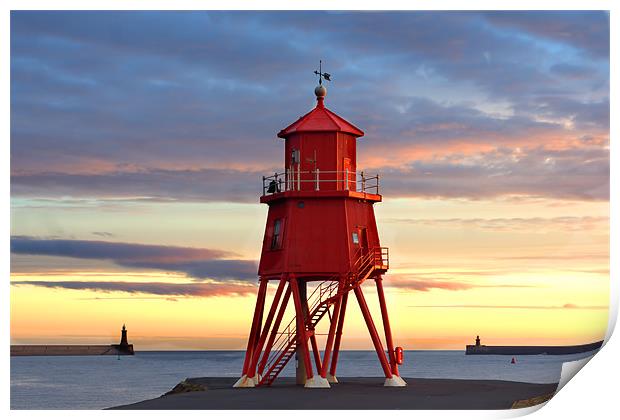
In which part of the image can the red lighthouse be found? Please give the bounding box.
[234,65,406,388]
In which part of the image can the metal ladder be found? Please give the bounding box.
[257,248,387,386]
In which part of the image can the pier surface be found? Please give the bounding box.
[110,377,558,410]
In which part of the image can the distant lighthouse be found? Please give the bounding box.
[113,324,134,355]
[234,63,406,389]
[120,324,129,347]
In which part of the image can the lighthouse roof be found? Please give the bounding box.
[278,99,364,139]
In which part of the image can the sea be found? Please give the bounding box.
[10,350,597,410]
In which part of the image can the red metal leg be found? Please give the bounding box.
[241,278,268,375]
[290,277,314,380]
[375,276,399,376]
[309,332,322,373]
[304,298,323,373]
[247,274,288,378]
[252,291,266,360]
[321,292,343,377]
[354,286,393,378]
[257,285,291,375]
[329,291,348,377]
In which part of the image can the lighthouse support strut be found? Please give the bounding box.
[290,277,330,388]
[304,298,322,374]
[353,286,393,379]
[329,290,348,382]
[289,276,314,381]
[257,284,291,376]
[304,306,321,375]
[234,278,268,387]
[376,277,407,386]
[309,332,322,373]
[320,280,344,379]
[247,274,288,379]
[375,276,399,377]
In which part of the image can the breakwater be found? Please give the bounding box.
[11,344,134,356]
[465,340,603,355]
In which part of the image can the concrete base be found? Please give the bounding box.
[384,375,407,387]
[232,374,260,388]
[114,377,560,410]
[326,374,339,384]
[304,376,331,388]
[232,375,251,388]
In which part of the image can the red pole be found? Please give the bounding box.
[247,275,288,378]
[375,276,399,376]
[257,285,291,375]
[329,291,348,377]
[309,332,322,373]
[354,286,393,378]
[304,298,323,373]
[321,290,343,377]
[253,290,266,357]
[241,278,268,375]
[290,276,314,380]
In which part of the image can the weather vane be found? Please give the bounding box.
[314,60,331,85]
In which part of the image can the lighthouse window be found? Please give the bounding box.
[271,219,282,250]
[352,231,359,245]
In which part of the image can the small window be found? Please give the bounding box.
[271,219,282,250]
[352,231,359,245]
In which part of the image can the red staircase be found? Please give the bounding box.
[257,247,388,386]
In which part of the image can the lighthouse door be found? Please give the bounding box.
[359,227,369,255]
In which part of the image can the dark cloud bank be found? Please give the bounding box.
[11,280,255,297]
[11,236,258,282]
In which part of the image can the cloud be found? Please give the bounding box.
[408,303,607,310]
[384,216,609,232]
[525,96,609,131]
[376,146,609,201]
[385,277,533,292]
[11,167,263,203]
[92,231,114,237]
[10,236,258,281]
[550,63,594,80]
[482,11,609,58]
[389,280,477,291]
[497,253,608,261]
[10,11,609,204]
[11,280,255,297]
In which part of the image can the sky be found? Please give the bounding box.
[10,11,609,350]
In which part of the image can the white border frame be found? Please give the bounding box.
[2,2,616,419]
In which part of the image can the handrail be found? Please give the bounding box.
[262,169,380,196]
[259,246,389,383]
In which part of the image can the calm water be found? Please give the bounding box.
[10,350,597,409]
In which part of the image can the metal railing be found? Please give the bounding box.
[262,169,380,196]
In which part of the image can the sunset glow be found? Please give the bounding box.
[10,11,609,350]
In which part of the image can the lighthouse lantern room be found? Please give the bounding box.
[234,64,406,389]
